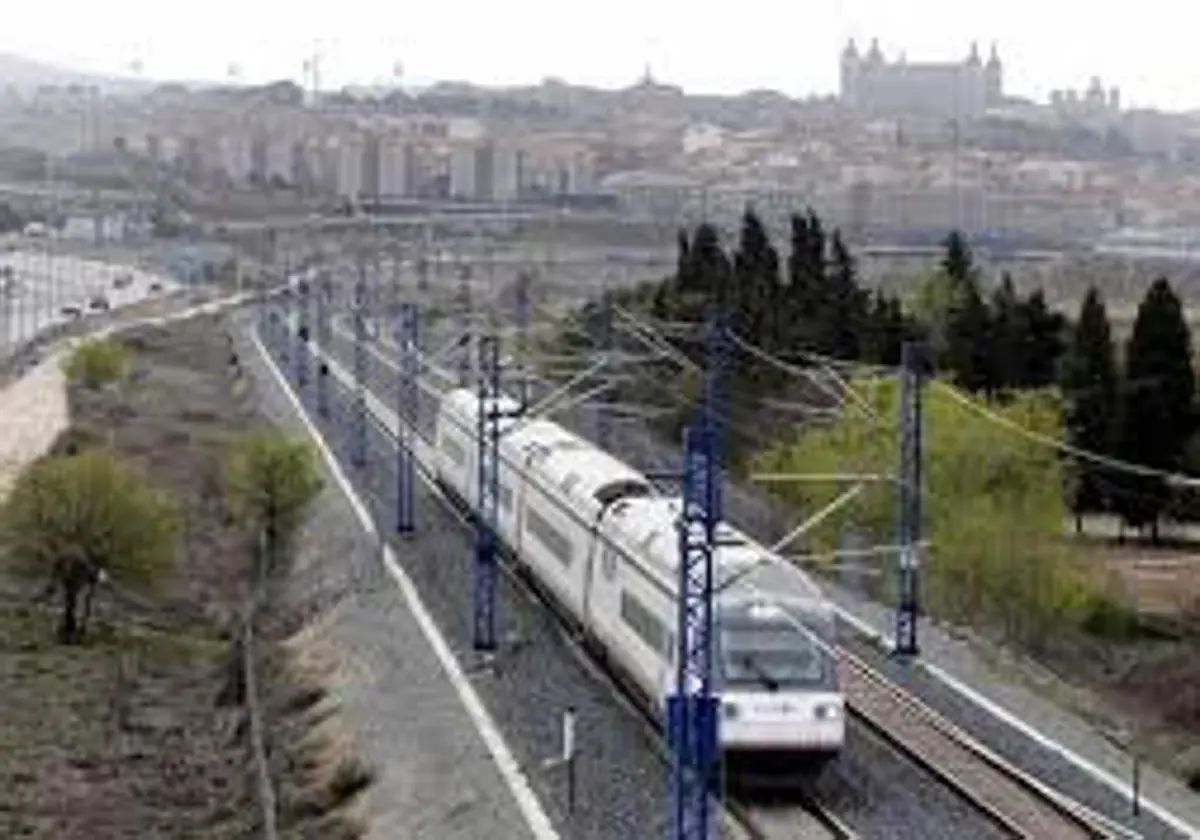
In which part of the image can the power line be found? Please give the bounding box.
[932,380,1200,488]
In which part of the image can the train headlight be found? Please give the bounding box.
[722,701,741,721]
[814,703,841,721]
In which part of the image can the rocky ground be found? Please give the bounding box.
[0,312,372,839]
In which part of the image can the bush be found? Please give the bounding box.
[753,379,1100,647]
[225,430,324,569]
[0,449,177,643]
[63,338,132,389]
[1079,591,1144,640]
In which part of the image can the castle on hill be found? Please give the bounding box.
[840,38,1004,119]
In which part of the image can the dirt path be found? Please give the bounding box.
[0,349,69,503]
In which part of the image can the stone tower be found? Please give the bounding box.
[840,39,860,106]
[985,43,1003,105]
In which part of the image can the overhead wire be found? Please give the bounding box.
[932,380,1200,489]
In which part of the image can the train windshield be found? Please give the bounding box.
[718,607,836,691]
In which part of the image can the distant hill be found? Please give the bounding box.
[0,53,154,96]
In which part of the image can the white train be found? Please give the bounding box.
[433,387,845,772]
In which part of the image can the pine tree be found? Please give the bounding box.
[823,230,868,359]
[674,228,691,293]
[1113,277,1195,540]
[989,274,1021,389]
[732,208,781,344]
[863,290,911,365]
[783,210,825,351]
[685,222,730,305]
[1060,287,1118,532]
[941,230,975,289]
[938,233,991,392]
[1017,290,1067,388]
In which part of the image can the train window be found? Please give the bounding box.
[620,591,668,656]
[526,508,573,566]
[601,547,618,581]
[441,435,466,466]
[595,480,652,506]
[719,619,831,689]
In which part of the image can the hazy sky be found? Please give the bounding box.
[5,0,1198,111]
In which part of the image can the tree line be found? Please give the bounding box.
[593,207,1200,540]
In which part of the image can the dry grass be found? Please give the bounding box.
[267,634,374,840]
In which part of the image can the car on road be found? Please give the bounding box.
[60,304,82,319]
[113,273,133,289]
[88,295,110,312]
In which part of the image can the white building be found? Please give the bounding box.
[336,134,365,201]
[379,137,420,199]
[264,134,294,185]
[493,144,519,202]
[449,142,478,200]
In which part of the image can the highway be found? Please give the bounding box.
[0,248,176,350]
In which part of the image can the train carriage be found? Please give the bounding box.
[595,496,844,768]
[432,387,845,773]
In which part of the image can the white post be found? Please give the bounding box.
[562,706,577,814]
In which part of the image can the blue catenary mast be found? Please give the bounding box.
[295,270,310,389]
[351,259,369,469]
[894,340,926,657]
[315,269,332,420]
[515,270,531,408]
[396,302,420,533]
[458,265,473,387]
[597,285,613,450]
[669,305,725,840]
[277,255,291,367]
[473,334,502,651]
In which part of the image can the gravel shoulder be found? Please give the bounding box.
[234,315,546,840]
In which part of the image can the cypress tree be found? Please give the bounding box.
[863,290,910,366]
[783,211,824,351]
[686,222,730,306]
[1018,289,1067,388]
[938,233,991,392]
[941,230,975,289]
[989,273,1021,390]
[1060,287,1118,532]
[1113,278,1195,540]
[824,230,868,360]
[674,228,692,293]
[732,208,781,344]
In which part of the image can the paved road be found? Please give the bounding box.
[0,249,175,349]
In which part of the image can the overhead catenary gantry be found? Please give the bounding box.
[669,305,727,840]
[351,254,370,470]
[396,301,420,534]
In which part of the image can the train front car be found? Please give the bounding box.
[715,598,844,779]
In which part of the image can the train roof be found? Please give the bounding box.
[440,387,525,436]
[606,496,831,618]
[503,414,653,505]
[443,387,654,507]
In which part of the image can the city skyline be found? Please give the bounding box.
[3,0,1199,111]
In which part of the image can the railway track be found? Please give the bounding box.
[732,799,860,840]
[840,650,1136,840]
[269,314,1141,840]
